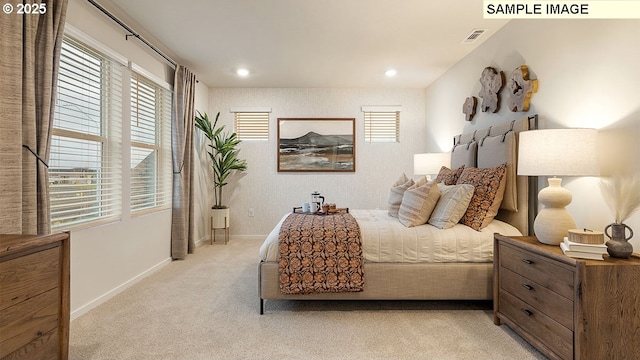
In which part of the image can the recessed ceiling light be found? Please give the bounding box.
[385,69,397,77]
[237,68,250,77]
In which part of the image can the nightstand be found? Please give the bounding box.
[493,234,640,360]
[0,232,70,360]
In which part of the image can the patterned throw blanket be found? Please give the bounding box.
[278,213,364,294]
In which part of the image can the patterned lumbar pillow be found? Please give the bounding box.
[435,165,465,185]
[398,179,441,227]
[456,163,507,231]
[428,183,475,229]
[388,173,414,218]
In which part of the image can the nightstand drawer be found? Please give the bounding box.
[499,267,573,330]
[2,328,59,360]
[499,243,574,299]
[0,288,60,359]
[499,290,573,360]
[0,247,60,310]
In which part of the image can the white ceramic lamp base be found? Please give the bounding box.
[534,177,576,245]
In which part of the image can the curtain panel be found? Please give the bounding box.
[171,65,197,259]
[0,0,68,234]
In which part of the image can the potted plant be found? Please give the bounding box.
[600,174,640,258]
[195,111,248,232]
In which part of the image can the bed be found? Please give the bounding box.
[258,115,538,314]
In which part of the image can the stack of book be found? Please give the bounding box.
[560,237,607,260]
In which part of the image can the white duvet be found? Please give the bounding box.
[259,209,522,263]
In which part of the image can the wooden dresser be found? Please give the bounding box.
[493,234,640,360]
[0,232,70,360]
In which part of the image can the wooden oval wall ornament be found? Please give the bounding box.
[478,67,504,113]
[508,65,539,112]
[463,96,477,122]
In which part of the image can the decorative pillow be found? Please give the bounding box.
[388,173,414,218]
[413,175,429,188]
[398,179,440,227]
[478,132,517,211]
[428,183,475,229]
[435,165,465,185]
[456,164,507,231]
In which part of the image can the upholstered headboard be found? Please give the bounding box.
[452,115,538,235]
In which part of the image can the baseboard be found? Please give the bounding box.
[70,257,172,321]
[195,236,210,248]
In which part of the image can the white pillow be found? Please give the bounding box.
[428,183,474,229]
[398,179,440,227]
[388,173,414,218]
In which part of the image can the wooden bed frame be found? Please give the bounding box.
[258,115,538,314]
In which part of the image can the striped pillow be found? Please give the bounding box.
[398,179,440,227]
[428,183,475,229]
[388,173,414,218]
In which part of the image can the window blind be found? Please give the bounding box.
[363,111,400,142]
[233,112,269,140]
[130,72,172,213]
[50,36,123,230]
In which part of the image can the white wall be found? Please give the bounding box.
[424,19,640,250]
[66,0,210,318]
[203,88,427,237]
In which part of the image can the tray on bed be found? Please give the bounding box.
[292,207,349,215]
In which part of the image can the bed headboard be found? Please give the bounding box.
[452,115,538,235]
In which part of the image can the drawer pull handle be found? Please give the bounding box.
[521,258,533,264]
[522,284,533,291]
[521,309,533,316]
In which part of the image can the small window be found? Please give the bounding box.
[362,105,401,142]
[231,108,271,141]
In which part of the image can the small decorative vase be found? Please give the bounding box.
[604,223,634,259]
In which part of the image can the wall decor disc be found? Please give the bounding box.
[508,65,538,112]
[478,66,504,113]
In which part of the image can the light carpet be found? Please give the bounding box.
[70,238,547,360]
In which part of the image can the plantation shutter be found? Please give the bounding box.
[49,35,123,230]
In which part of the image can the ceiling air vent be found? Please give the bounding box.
[462,29,486,44]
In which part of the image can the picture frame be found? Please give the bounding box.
[277,118,356,172]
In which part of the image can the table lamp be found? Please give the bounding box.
[413,153,451,181]
[518,129,599,245]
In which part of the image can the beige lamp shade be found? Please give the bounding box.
[414,153,451,176]
[518,129,599,177]
[517,128,599,245]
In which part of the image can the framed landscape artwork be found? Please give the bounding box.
[277,118,355,172]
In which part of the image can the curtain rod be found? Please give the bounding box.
[86,0,177,69]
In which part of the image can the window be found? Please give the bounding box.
[49,36,123,230]
[50,27,173,229]
[362,105,401,143]
[231,107,271,141]
[130,70,172,213]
